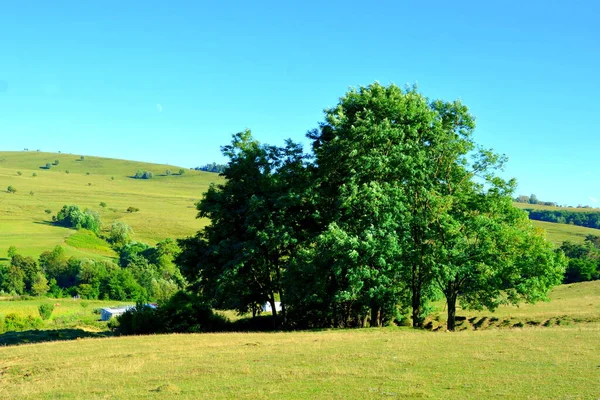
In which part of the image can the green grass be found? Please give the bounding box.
[530,220,600,245]
[0,281,599,398]
[0,151,220,259]
[425,280,600,331]
[0,324,598,399]
[64,229,116,256]
[0,296,131,322]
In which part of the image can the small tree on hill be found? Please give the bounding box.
[165,169,172,175]
[7,185,16,193]
[179,169,185,175]
[53,159,59,165]
[45,163,52,169]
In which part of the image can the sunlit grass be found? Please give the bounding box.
[0,324,598,399]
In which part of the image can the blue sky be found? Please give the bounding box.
[1,1,598,206]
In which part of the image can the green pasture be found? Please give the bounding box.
[530,220,600,245]
[0,151,219,259]
[0,323,597,399]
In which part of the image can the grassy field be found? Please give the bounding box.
[0,281,598,398]
[0,151,220,260]
[530,220,600,245]
[0,324,598,399]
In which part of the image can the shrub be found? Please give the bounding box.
[99,202,107,208]
[126,207,140,213]
[38,303,55,320]
[111,176,115,180]
[54,205,102,233]
[134,170,153,179]
[7,185,16,193]
[65,170,70,174]
[80,155,85,161]
[44,209,52,214]
[53,159,59,165]
[179,169,185,175]
[80,301,89,308]
[30,191,34,196]
[87,183,92,186]
[113,293,229,335]
[165,169,172,175]
[32,172,37,177]
[17,171,22,176]
[45,163,52,169]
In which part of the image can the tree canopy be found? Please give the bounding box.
[178,82,566,331]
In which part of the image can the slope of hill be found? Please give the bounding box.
[530,220,600,245]
[0,151,221,259]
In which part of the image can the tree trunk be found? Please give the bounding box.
[279,289,287,328]
[412,273,423,328]
[269,294,278,329]
[370,305,380,327]
[446,292,457,331]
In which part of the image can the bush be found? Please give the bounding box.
[7,185,16,193]
[30,191,34,196]
[165,169,172,175]
[38,303,55,320]
[113,293,229,335]
[45,163,52,169]
[179,169,185,175]
[3,313,43,331]
[53,159,59,165]
[32,172,37,177]
[80,155,85,161]
[17,171,22,176]
[126,207,140,213]
[45,209,52,214]
[54,205,102,233]
[134,170,153,179]
[65,170,70,174]
[99,202,107,208]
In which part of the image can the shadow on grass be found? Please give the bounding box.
[0,329,112,346]
[32,221,55,226]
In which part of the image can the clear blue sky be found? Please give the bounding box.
[1,1,598,206]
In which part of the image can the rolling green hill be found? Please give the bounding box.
[0,151,221,259]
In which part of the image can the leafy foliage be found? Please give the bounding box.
[38,303,55,320]
[54,205,102,233]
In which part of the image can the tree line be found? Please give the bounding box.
[176,83,565,332]
[560,235,600,283]
[524,209,600,229]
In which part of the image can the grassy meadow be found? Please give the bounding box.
[0,151,220,259]
[0,324,598,399]
[0,281,598,398]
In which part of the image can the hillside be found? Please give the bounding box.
[0,151,221,259]
[530,220,600,245]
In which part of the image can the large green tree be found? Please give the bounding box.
[305,83,564,329]
[177,130,311,325]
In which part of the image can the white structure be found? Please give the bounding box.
[100,304,157,321]
[261,301,282,313]
[100,306,135,321]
